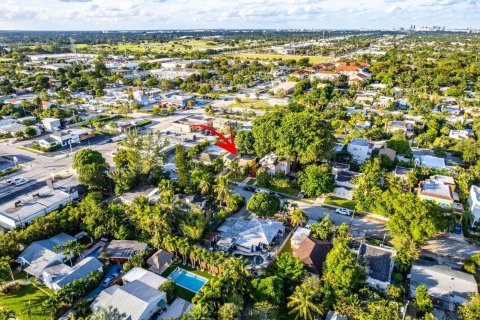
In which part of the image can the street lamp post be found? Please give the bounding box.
[349,209,355,227]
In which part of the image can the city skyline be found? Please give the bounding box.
[0,0,479,31]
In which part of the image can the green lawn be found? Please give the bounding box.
[0,283,52,320]
[161,262,214,302]
[227,53,333,64]
[323,196,357,210]
[247,178,256,185]
[228,99,271,109]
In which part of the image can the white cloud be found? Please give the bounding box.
[0,0,477,30]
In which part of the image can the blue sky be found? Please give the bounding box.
[0,0,478,30]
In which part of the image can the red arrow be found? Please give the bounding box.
[195,124,237,155]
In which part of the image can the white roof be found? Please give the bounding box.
[291,227,311,244]
[92,281,166,320]
[122,267,167,289]
[411,261,478,302]
[420,155,446,169]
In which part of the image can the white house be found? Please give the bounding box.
[449,129,474,140]
[416,155,446,170]
[291,227,311,250]
[91,268,173,320]
[409,260,478,311]
[217,217,285,253]
[133,90,149,106]
[468,185,480,228]
[43,257,103,291]
[347,138,372,164]
[333,171,359,200]
[16,233,76,281]
[42,118,61,132]
[259,153,291,176]
[50,131,80,147]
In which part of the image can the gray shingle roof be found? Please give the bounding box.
[55,257,103,288]
[359,243,393,282]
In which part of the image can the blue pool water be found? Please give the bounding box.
[168,268,207,293]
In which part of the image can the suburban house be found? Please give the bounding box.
[409,260,478,311]
[358,243,395,291]
[91,267,181,320]
[416,155,446,170]
[347,138,372,164]
[217,217,285,253]
[133,90,149,106]
[272,81,296,95]
[468,185,480,228]
[104,240,148,264]
[147,249,174,275]
[16,233,76,281]
[387,121,415,136]
[293,237,332,275]
[418,175,461,209]
[290,227,311,250]
[42,118,61,132]
[162,93,195,107]
[378,148,396,161]
[449,129,474,140]
[39,129,94,149]
[43,257,103,291]
[259,153,291,176]
[332,170,359,200]
[198,145,224,164]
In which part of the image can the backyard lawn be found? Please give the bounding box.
[324,196,357,210]
[0,282,52,320]
[161,262,214,302]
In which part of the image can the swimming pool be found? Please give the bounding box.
[168,268,207,293]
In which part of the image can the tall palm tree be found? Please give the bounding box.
[287,284,323,320]
[229,160,240,178]
[290,208,307,227]
[214,176,230,204]
[198,174,212,196]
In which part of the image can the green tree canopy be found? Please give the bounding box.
[298,164,335,197]
[246,192,280,217]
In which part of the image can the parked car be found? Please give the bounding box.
[14,178,29,186]
[335,208,352,216]
[102,273,119,287]
[297,190,305,198]
[242,186,255,192]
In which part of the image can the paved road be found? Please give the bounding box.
[231,185,387,238]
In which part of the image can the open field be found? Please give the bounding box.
[228,99,271,109]
[77,39,252,54]
[224,53,333,64]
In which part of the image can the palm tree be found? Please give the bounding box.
[214,176,230,204]
[183,305,213,320]
[287,284,323,320]
[229,160,240,178]
[90,306,127,320]
[0,257,14,282]
[290,208,307,227]
[198,174,212,196]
